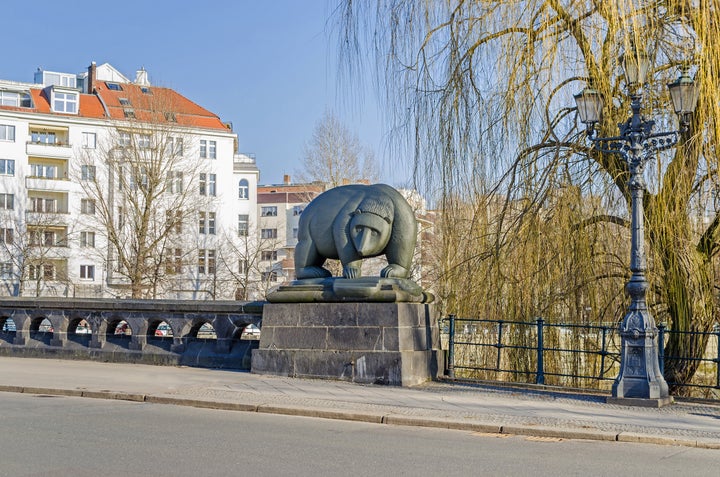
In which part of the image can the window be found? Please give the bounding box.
[53,91,78,113]
[43,264,56,280]
[30,229,59,247]
[80,231,95,248]
[31,197,55,213]
[0,262,11,278]
[106,82,123,91]
[166,210,182,233]
[0,193,14,210]
[198,249,216,274]
[123,109,136,118]
[166,248,182,274]
[0,159,15,175]
[261,206,278,217]
[138,134,151,148]
[164,112,177,122]
[200,140,217,159]
[119,131,131,147]
[118,98,131,106]
[118,206,125,228]
[168,137,183,156]
[81,198,95,215]
[261,271,278,282]
[199,173,216,196]
[29,264,56,280]
[31,131,56,144]
[81,165,96,181]
[0,228,13,245]
[80,265,95,280]
[141,86,151,94]
[293,205,304,216]
[82,132,96,149]
[199,173,206,195]
[261,228,277,239]
[167,170,183,193]
[238,214,249,236]
[0,91,31,107]
[199,212,216,235]
[30,164,56,178]
[0,124,15,141]
[238,259,248,274]
[293,227,299,239]
[209,174,216,196]
[238,179,249,199]
[261,250,277,261]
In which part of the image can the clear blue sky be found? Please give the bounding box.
[2,0,407,186]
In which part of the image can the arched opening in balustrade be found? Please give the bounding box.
[67,318,92,346]
[191,322,217,340]
[147,319,174,351]
[29,317,54,345]
[237,324,261,341]
[148,320,174,338]
[0,316,16,344]
[106,318,132,348]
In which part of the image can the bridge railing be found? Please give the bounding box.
[443,315,720,398]
[0,298,265,369]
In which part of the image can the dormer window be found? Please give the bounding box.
[51,90,78,114]
[164,112,176,122]
[106,82,122,91]
[119,98,131,106]
[123,109,136,118]
[141,86,151,94]
[0,91,32,108]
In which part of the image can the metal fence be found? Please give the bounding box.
[443,315,720,398]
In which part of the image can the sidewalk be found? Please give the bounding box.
[1,357,719,449]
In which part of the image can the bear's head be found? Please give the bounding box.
[350,196,394,258]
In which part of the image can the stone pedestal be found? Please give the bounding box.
[251,302,441,386]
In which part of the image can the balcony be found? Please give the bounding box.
[26,142,72,159]
[25,210,71,226]
[25,177,71,192]
[28,245,71,260]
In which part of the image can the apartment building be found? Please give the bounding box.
[256,176,327,287]
[0,62,258,299]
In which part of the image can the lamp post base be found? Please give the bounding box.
[606,396,674,408]
[610,309,671,406]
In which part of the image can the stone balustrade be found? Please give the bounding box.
[0,298,264,369]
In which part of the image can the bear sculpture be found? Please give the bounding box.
[295,184,417,280]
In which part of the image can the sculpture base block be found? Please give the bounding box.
[606,396,674,408]
[266,277,434,303]
[251,302,441,386]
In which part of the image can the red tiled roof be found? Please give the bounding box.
[94,82,228,130]
[0,83,228,132]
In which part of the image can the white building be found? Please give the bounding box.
[0,62,258,299]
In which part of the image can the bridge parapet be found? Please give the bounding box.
[0,298,264,369]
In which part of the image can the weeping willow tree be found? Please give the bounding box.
[337,1,720,391]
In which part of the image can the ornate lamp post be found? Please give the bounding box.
[574,47,698,406]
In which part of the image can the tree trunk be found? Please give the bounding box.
[653,228,715,394]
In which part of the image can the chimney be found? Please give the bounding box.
[87,62,96,93]
[135,67,150,86]
[283,174,291,184]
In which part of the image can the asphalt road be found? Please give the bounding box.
[0,393,717,477]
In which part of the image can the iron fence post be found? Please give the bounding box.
[599,326,608,379]
[536,317,545,385]
[715,326,720,389]
[447,314,456,379]
[496,321,504,372]
[658,323,666,376]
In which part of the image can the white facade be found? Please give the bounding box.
[0,64,259,299]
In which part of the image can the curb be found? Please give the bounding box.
[1,385,719,450]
